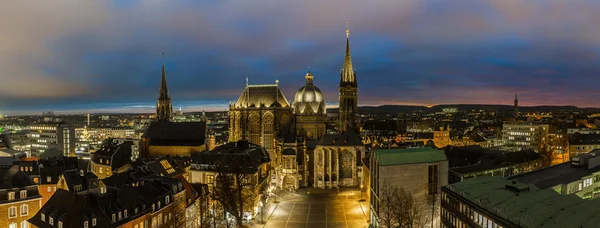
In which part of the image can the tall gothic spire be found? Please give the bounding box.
[341,21,356,86]
[156,53,173,121]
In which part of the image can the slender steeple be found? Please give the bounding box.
[514,93,519,118]
[338,22,359,133]
[156,53,173,121]
[341,21,356,86]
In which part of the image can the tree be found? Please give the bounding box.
[210,157,257,227]
[536,127,553,167]
[377,182,424,228]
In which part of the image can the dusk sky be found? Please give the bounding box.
[2,0,600,115]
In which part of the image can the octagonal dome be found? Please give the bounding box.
[293,71,326,116]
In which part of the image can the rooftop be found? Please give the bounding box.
[509,161,600,189]
[444,176,600,228]
[374,147,447,166]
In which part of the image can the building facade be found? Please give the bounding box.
[369,147,448,228]
[314,131,365,188]
[338,24,359,133]
[0,166,43,228]
[293,71,327,140]
[502,122,548,151]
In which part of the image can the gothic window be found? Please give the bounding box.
[249,114,260,145]
[263,113,274,150]
[340,150,354,179]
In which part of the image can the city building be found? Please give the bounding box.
[338,23,359,133]
[508,151,600,200]
[369,147,448,228]
[433,126,452,148]
[0,165,43,228]
[29,122,76,157]
[14,157,81,205]
[140,121,207,158]
[228,78,293,166]
[445,146,542,184]
[56,169,100,193]
[313,131,365,188]
[292,70,327,140]
[569,133,600,157]
[441,176,600,228]
[189,141,271,220]
[90,141,133,179]
[501,122,548,151]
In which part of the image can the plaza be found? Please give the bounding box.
[255,188,370,228]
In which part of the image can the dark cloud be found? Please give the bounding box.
[1,0,600,114]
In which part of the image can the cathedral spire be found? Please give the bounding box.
[156,53,173,121]
[341,21,355,86]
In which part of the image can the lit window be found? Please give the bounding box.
[20,190,27,199]
[112,214,116,221]
[41,214,45,222]
[49,218,54,225]
[84,221,89,228]
[47,176,52,182]
[8,192,15,200]
[9,223,17,228]
[20,204,28,216]
[9,206,17,218]
[165,196,170,204]
[21,221,29,228]
[124,210,128,217]
[92,219,97,226]
[58,221,63,228]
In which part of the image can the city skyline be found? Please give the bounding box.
[3,1,600,115]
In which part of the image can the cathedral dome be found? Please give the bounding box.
[293,71,326,116]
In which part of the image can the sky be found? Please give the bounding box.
[2,0,600,115]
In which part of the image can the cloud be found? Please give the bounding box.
[1,0,600,114]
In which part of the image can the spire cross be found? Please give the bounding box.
[346,21,349,38]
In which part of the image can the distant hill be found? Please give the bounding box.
[326,104,598,114]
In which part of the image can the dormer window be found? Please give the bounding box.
[58,221,63,228]
[100,158,103,164]
[152,204,155,211]
[124,209,128,217]
[134,208,138,214]
[118,212,122,220]
[20,190,27,199]
[84,221,89,228]
[49,218,54,226]
[112,214,116,222]
[157,201,160,208]
[8,192,15,200]
[41,213,45,222]
[92,219,97,226]
[46,176,51,182]
[165,196,170,204]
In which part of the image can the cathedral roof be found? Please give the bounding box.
[293,71,326,116]
[234,84,290,108]
[317,131,364,147]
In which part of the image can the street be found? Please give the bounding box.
[254,188,370,228]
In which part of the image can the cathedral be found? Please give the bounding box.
[229,24,364,190]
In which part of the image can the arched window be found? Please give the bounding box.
[262,113,274,150]
[249,114,260,145]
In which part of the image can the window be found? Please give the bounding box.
[58,221,63,228]
[584,178,593,187]
[206,175,214,184]
[157,201,160,208]
[47,187,52,193]
[20,190,27,199]
[158,213,162,225]
[112,214,116,222]
[118,212,122,220]
[41,214,45,222]
[47,176,52,182]
[49,218,54,226]
[165,196,170,204]
[124,209,128,217]
[9,206,17,218]
[84,221,89,228]
[20,205,28,216]
[21,221,29,228]
[92,218,97,226]
[8,192,15,200]
[428,165,439,195]
[9,223,16,228]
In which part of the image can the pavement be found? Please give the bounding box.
[251,188,370,228]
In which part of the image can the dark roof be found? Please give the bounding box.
[0,165,37,189]
[191,141,270,173]
[509,162,600,189]
[91,142,132,170]
[446,146,542,175]
[317,131,364,147]
[234,84,290,108]
[60,170,99,193]
[363,119,398,131]
[142,121,206,146]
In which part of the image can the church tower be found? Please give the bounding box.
[338,22,358,133]
[514,93,519,118]
[156,54,173,121]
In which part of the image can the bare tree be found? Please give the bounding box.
[377,182,424,228]
[536,127,553,167]
[210,158,257,227]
